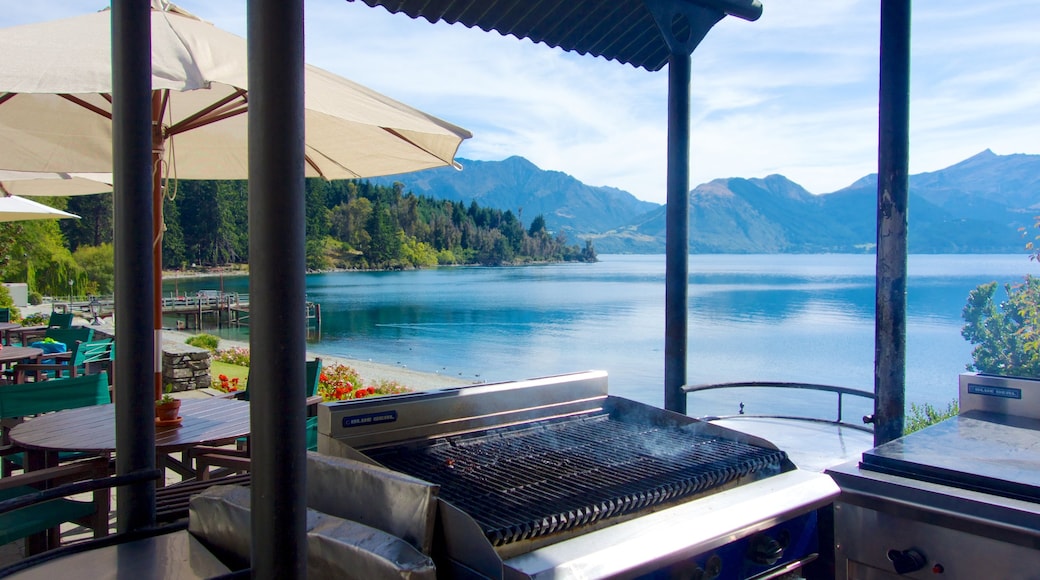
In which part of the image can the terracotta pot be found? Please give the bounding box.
[155,399,182,421]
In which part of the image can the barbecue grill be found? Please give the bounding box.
[828,373,1040,578]
[317,371,839,578]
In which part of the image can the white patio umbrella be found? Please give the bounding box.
[0,1,470,397]
[0,2,470,179]
[0,194,80,222]
[0,170,113,197]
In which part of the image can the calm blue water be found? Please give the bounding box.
[164,254,1034,418]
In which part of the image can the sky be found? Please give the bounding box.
[4,0,1039,204]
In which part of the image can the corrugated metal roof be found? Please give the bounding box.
[345,0,761,72]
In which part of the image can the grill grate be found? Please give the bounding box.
[365,412,787,546]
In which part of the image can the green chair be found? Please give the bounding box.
[0,456,112,554]
[0,307,10,323]
[46,312,74,329]
[232,358,322,447]
[226,357,322,403]
[16,329,99,383]
[14,338,113,384]
[1,372,111,476]
[193,359,323,478]
[15,312,77,345]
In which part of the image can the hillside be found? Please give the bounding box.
[591,150,1038,253]
[367,156,660,238]
[366,150,1039,254]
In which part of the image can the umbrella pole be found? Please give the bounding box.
[112,0,157,531]
[153,91,164,402]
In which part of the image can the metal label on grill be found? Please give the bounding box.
[968,383,1022,399]
[342,410,398,428]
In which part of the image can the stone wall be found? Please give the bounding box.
[162,341,211,392]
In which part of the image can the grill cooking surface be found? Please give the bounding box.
[364,411,788,546]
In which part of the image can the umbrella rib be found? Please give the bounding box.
[59,94,113,120]
[382,128,452,165]
[166,89,247,137]
[169,106,248,137]
[304,155,327,180]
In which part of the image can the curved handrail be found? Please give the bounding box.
[683,381,876,433]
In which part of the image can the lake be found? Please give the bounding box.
[163,254,1034,419]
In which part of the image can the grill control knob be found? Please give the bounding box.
[748,533,784,565]
[887,548,927,574]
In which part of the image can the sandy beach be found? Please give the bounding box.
[162,327,475,392]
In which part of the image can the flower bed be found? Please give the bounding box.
[317,363,410,402]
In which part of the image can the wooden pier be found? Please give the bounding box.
[59,292,320,331]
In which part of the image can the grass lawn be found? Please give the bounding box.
[211,360,249,386]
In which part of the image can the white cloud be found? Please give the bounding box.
[3,0,1039,203]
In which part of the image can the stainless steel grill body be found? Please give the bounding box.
[829,373,1040,579]
[317,371,838,578]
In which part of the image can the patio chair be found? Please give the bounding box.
[0,308,10,323]
[193,359,322,479]
[0,459,162,557]
[15,312,77,345]
[0,457,111,554]
[1,372,111,477]
[12,338,112,384]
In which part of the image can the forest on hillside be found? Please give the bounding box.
[0,179,596,299]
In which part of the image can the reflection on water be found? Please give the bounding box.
[164,253,1032,417]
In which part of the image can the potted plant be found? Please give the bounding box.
[155,384,182,422]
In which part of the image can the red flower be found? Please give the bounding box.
[354,391,366,399]
[366,386,376,395]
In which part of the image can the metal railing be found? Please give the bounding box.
[683,381,876,433]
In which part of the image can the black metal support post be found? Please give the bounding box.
[664,52,691,414]
[111,0,157,532]
[248,0,308,577]
[874,0,911,445]
[645,1,734,414]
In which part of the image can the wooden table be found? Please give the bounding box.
[9,398,251,475]
[3,325,47,346]
[0,321,20,345]
[0,346,42,375]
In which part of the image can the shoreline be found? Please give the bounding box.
[19,303,474,393]
[163,328,477,392]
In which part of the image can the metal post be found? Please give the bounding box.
[248,0,307,577]
[111,0,157,531]
[644,1,729,414]
[664,52,691,414]
[874,0,911,445]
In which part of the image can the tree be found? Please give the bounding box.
[962,277,1040,377]
[61,192,113,250]
[962,216,1040,377]
[0,219,83,297]
[73,243,116,295]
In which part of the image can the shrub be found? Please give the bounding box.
[213,346,251,366]
[904,400,959,435]
[316,363,412,402]
[21,313,48,326]
[28,291,42,306]
[0,286,19,320]
[962,276,1040,377]
[185,333,220,351]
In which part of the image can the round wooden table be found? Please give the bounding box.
[0,345,43,372]
[9,397,250,474]
[0,321,21,345]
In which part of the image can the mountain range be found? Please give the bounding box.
[368,149,1040,254]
